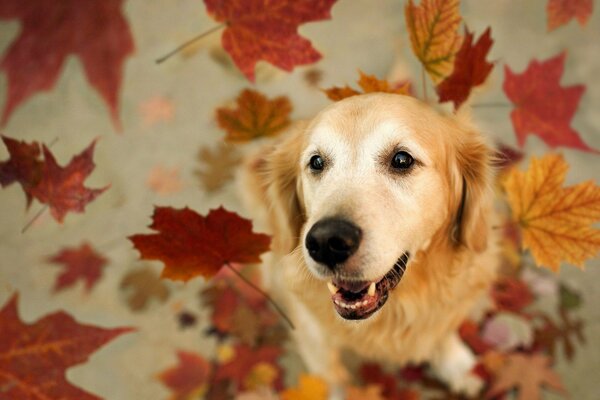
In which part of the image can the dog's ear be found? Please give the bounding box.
[451,128,494,253]
[263,122,307,253]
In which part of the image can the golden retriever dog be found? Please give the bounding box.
[239,93,499,397]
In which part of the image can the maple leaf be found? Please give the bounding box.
[216,89,292,142]
[491,277,534,313]
[346,385,386,400]
[0,0,134,129]
[120,267,171,311]
[360,363,420,400]
[323,70,412,101]
[146,165,183,195]
[236,387,279,400]
[47,242,108,293]
[129,206,271,282]
[195,143,242,193]
[503,52,596,152]
[459,320,493,355]
[158,350,212,400]
[502,153,600,271]
[0,135,42,206]
[203,0,337,81]
[405,0,463,83]
[487,353,566,400]
[547,0,593,31]
[213,344,283,392]
[436,27,494,109]
[0,294,132,400]
[534,308,585,361]
[280,374,328,400]
[27,139,108,223]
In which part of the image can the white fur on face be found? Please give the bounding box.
[299,103,450,281]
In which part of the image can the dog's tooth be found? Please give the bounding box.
[368,282,376,296]
[327,282,339,295]
[334,299,340,305]
[350,304,356,310]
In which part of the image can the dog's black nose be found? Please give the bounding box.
[305,218,362,268]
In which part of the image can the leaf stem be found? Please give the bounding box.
[21,205,48,233]
[155,24,226,64]
[225,262,295,330]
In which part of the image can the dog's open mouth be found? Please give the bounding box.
[327,252,410,320]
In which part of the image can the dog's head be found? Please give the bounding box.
[264,94,493,320]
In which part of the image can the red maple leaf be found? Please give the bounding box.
[459,320,494,355]
[213,344,283,391]
[47,242,108,293]
[503,52,596,152]
[0,135,42,206]
[360,363,419,400]
[129,206,271,282]
[491,277,534,314]
[158,351,212,400]
[29,139,109,223]
[203,0,337,81]
[0,0,134,130]
[0,294,132,400]
[547,0,593,31]
[437,27,494,109]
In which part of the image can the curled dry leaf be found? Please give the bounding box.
[0,294,132,400]
[129,206,271,281]
[547,0,593,31]
[216,89,292,143]
[405,0,463,83]
[47,242,108,293]
[203,0,337,81]
[436,27,494,110]
[503,52,595,152]
[323,70,411,101]
[120,267,170,311]
[502,153,600,271]
[0,0,134,129]
[195,142,242,193]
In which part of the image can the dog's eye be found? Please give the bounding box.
[391,151,414,170]
[309,155,325,171]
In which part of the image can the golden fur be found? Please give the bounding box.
[239,94,499,396]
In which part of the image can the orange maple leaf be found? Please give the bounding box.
[216,89,292,142]
[547,0,593,31]
[487,353,566,400]
[280,374,328,400]
[502,154,600,271]
[405,0,463,83]
[323,70,411,101]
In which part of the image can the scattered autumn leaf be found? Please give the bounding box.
[216,89,292,142]
[503,52,595,152]
[236,387,279,400]
[405,0,463,83]
[195,143,241,193]
[487,353,566,400]
[304,68,324,87]
[547,0,593,31]
[243,362,279,391]
[0,135,42,206]
[203,0,337,81]
[559,283,582,310]
[459,320,493,355]
[47,242,108,293]
[231,304,262,346]
[146,165,183,195]
[158,350,212,400]
[492,277,534,313]
[323,70,411,101]
[436,27,494,109]
[177,311,198,329]
[0,294,132,400]
[139,96,175,126]
[120,267,171,311]
[280,374,328,400]
[534,308,585,361]
[346,385,386,400]
[129,206,271,281]
[481,313,533,351]
[360,363,420,400]
[502,153,600,271]
[0,0,134,129]
[28,139,108,223]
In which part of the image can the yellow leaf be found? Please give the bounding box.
[502,154,600,271]
[322,70,411,101]
[405,0,463,83]
[280,374,328,400]
[216,89,292,142]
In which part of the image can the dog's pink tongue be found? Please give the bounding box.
[332,279,370,293]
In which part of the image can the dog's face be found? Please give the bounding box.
[266,94,491,321]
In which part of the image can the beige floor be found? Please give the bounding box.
[0,1,598,399]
